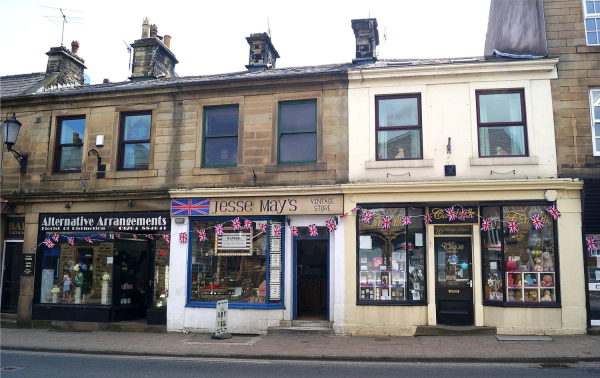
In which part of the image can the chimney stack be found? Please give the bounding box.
[351,18,379,64]
[164,35,171,49]
[245,33,280,71]
[71,40,80,55]
[130,18,178,81]
[45,44,86,86]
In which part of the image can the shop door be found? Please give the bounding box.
[587,237,600,326]
[1,242,23,313]
[435,238,473,325]
[295,239,328,320]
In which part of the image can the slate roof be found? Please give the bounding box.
[0,72,46,97]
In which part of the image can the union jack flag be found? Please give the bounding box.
[326,219,337,232]
[423,213,433,224]
[401,216,412,226]
[100,232,108,239]
[507,221,518,234]
[52,233,60,242]
[481,218,492,232]
[340,213,347,218]
[587,236,598,253]
[84,237,93,244]
[361,211,374,224]
[232,218,241,231]
[215,224,224,236]
[273,225,282,237]
[546,204,561,220]
[445,207,457,221]
[67,237,75,246]
[170,199,211,216]
[114,232,121,239]
[132,234,137,239]
[244,219,253,230]
[290,226,299,236]
[308,224,318,236]
[530,215,544,230]
[146,234,154,240]
[381,216,392,230]
[198,229,207,242]
[43,238,55,248]
[458,209,469,221]
[260,224,268,233]
[179,233,188,244]
[351,206,361,213]
[163,234,170,243]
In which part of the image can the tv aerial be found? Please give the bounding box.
[41,6,83,47]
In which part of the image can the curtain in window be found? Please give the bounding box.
[410,130,420,158]
[480,103,490,156]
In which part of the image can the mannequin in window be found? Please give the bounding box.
[496,146,508,155]
[395,147,405,159]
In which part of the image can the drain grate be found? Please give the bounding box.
[1,366,25,371]
[539,363,571,369]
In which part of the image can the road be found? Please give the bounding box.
[2,350,600,377]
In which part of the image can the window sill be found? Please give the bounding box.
[186,301,284,310]
[105,170,158,179]
[470,157,539,166]
[43,172,90,181]
[265,162,327,173]
[192,166,245,176]
[365,159,433,169]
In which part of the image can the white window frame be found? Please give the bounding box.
[589,89,600,156]
[583,0,600,45]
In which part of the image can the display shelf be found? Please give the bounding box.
[506,271,556,303]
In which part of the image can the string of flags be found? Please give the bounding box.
[37,231,171,251]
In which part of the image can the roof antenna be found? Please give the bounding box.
[267,17,271,38]
[41,6,83,47]
[123,40,133,70]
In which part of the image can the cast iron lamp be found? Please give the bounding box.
[3,113,27,173]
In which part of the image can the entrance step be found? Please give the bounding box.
[32,320,167,333]
[1,313,17,320]
[291,320,333,328]
[589,327,600,336]
[414,325,497,336]
[268,320,333,335]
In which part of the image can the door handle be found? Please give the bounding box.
[469,280,473,288]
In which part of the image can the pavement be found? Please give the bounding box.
[2,327,600,363]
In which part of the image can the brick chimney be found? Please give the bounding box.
[45,43,86,86]
[245,33,279,71]
[130,18,178,81]
[351,18,379,64]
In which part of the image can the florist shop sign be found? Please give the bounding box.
[39,212,170,232]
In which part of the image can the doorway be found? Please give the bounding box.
[295,239,328,320]
[435,238,473,325]
[2,242,23,313]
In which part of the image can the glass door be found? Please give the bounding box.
[435,238,473,325]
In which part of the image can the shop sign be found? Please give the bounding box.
[39,212,170,232]
[5,217,25,239]
[216,228,252,256]
[434,225,472,235]
[22,254,35,276]
[428,206,479,225]
[214,300,229,337]
[171,195,343,216]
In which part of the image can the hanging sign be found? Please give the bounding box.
[215,228,253,256]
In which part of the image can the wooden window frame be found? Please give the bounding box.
[202,105,240,168]
[475,89,529,158]
[54,115,86,173]
[375,94,423,161]
[118,111,152,171]
[277,99,318,164]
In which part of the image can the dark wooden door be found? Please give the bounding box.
[2,242,23,313]
[435,238,473,325]
[296,239,328,319]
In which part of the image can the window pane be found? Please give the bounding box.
[479,126,526,156]
[479,93,522,123]
[280,133,317,163]
[595,124,600,136]
[504,206,556,303]
[596,1,600,13]
[205,107,238,136]
[122,143,150,169]
[587,18,597,31]
[190,220,269,303]
[59,146,83,171]
[588,1,595,14]
[596,18,600,30]
[124,114,151,141]
[378,129,421,159]
[597,137,600,152]
[280,102,316,133]
[481,207,503,302]
[378,97,419,127]
[589,31,599,44]
[60,118,85,144]
[204,137,238,166]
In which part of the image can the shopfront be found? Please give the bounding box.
[32,211,170,324]
[2,217,25,313]
[167,193,343,333]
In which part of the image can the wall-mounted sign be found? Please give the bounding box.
[39,212,170,232]
[428,206,479,225]
[5,217,25,239]
[22,254,35,276]
[171,195,343,216]
[434,225,472,235]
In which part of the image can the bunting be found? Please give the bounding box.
[326,219,337,232]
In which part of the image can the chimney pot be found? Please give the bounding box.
[103,78,110,83]
[150,24,158,38]
[142,18,150,38]
[71,40,80,54]
[130,23,178,80]
[164,35,171,49]
[351,18,379,64]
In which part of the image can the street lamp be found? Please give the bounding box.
[3,113,27,173]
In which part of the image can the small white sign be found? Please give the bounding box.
[415,233,423,247]
[215,300,229,336]
[106,257,113,264]
[221,235,247,249]
[490,262,497,270]
[360,236,373,250]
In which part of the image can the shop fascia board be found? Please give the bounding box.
[347,59,559,86]
[170,185,344,198]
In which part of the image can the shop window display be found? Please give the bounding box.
[358,207,426,303]
[153,237,170,308]
[190,219,280,304]
[481,207,503,302]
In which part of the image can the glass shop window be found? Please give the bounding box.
[358,207,426,303]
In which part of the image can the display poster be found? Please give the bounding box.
[359,236,373,250]
[415,233,423,246]
[22,254,35,276]
[269,221,282,303]
[214,300,229,336]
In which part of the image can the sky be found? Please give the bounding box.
[0,0,491,85]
